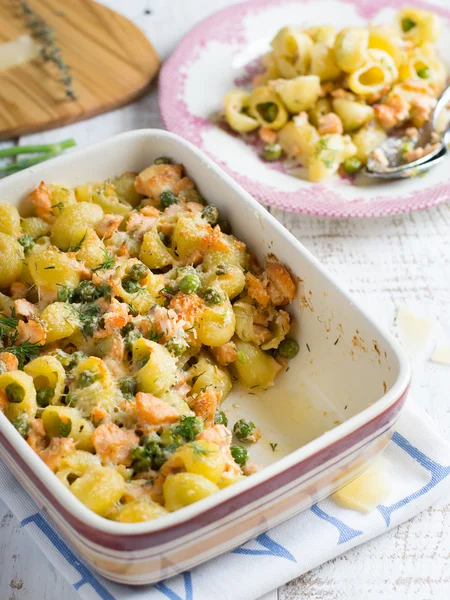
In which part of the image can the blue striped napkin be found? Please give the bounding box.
[1,401,449,600]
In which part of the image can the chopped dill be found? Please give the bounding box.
[269,443,278,452]
[68,231,87,252]
[0,341,42,368]
[93,248,116,272]
[306,343,311,352]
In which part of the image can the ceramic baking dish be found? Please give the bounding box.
[0,129,411,585]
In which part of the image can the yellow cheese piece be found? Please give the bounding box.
[332,461,391,512]
[0,35,40,71]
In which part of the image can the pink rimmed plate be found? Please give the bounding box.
[159,0,450,218]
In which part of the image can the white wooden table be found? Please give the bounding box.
[1,1,450,599]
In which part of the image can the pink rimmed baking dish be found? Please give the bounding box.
[0,129,411,585]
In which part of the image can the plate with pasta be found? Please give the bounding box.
[159,0,450,217]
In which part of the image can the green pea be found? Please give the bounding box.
[278,338,299,359]
[256,102,278,123]
[203,288,222,305]
[65,392,77,407]
[154,156,171,165]
[230,444,248,467]
[17,234,34,254]
[343,157,362,176]
[76,281,99,303]
[201,205,220,226]
[262,143,282,162]
[78,370,98,389]
[122,277,142,294]
[12,415,29,438]
[57,284,76,303]
[159,231,170,246]
[121,322,135,336]
[401,17,416,32]
[36,386,54,408]
[233,419,257,443]
[218,220,232,234]
[417,67,430,79]
[400,141,414,155]
[5,383,25,404]
[160,190,178,209]
[125,329,143,351]
[129,262,149,281]
[215,263,230,276]
[165,338,188,357]
[214,410,228,427]
[179,273,201,295]
[119,376,137,399]
[58,416,72,438]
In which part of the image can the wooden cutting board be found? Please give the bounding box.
[0,0,160,139]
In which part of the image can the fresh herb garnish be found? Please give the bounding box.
[68,231,87,252]
[93,248,116,272]
[0,341,42,368]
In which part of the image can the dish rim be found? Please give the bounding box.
[158,0,450,219]
[0,128,411,537]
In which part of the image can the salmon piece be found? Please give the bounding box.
[404,142,440,163]
[188,388,219,427]
[139,205,160,217]
[374,96,409,129]
[10,281,28,300]
[30,182,54,223]
[92,423,139,467]
[246,273,270,307]
[259,128,278,144]
[136,392,180,426]
[243,460,262,475]
[27,418,47,453]
[184,202,204,215]
[207,226,230,252]
[38,286,57,305]
[95,215,123,240]
[410,95,436,128]
[39,438,76,471]
[169,293,204,325]
[405,127,418,138]
[263,263,296,306]
[210,341,237,366]
[318,113,343,135]
[371,147,389,167]
[174,177,195,195]
[135,164,183,198]
[95,298,130,338]
[197,424,231,447]
[17,319,46,345]
[126,212,157,235]
[91,406,109,426]
[0,352,19,372]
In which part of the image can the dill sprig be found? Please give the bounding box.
[0,341,42,368]
[0,314,19,343]
[18,0,77,100]
[68,231,87,252]
[93,248,116,272]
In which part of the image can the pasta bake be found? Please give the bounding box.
[0,160,298,522]
[222,7,447,181]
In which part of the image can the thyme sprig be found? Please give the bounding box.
[18,0,77,100]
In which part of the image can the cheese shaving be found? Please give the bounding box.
[332,460,391,513]
[396,306,435,353]
[0,35,40,71]
[430,344,450,366]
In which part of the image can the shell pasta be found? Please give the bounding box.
[0,159,300,522]
[222,8,447,181]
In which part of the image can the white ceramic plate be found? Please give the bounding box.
[159,0,450,218]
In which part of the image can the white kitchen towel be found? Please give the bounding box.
[1,401,449,600]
